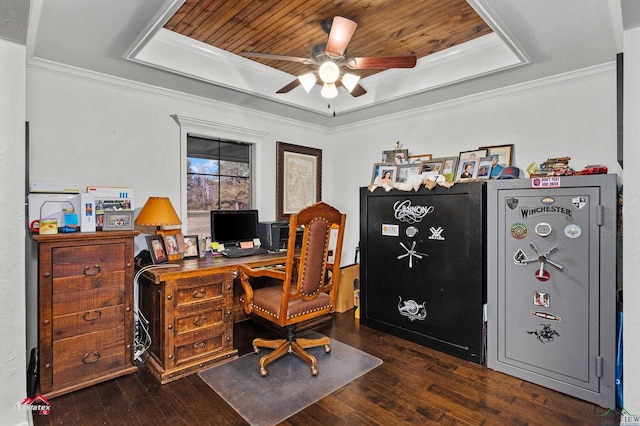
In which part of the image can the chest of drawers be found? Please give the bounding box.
[34,231,138,398]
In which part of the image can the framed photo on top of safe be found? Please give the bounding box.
[397,163,423,183]
[408,153,432,164]
[476,156,493,180]
[422,159,444,173]
[458,149,487,163]
[102,210,134,231]
[145,235,168,264]
[456,158,479,182]
[277,142,322,220]
[382,149,409,165]
[479,144,513,178]
[373,164,397,185]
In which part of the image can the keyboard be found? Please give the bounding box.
[221,246,269,258]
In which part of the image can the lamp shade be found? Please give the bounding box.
[321,82,338,99]
[298,73,317,92]
[134,197,182,227]
[341,73,361,93]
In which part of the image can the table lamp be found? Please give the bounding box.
[134,197,182,238]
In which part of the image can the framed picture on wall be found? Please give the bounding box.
[277,142,322,220]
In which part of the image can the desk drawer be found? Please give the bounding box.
[174,274,227,307]
[175,303,225,337]
[174,326,228,365]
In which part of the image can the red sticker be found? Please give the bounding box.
[535,269,550,281]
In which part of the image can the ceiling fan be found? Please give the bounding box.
[242,16,417,99]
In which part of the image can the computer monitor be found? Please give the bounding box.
[210,209,259,245]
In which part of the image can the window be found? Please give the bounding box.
[186,136,251,235]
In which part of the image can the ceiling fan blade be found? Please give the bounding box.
[242,52,311,64]
[276,79,301,94]
[325,17,357,57]
[347,56,417,70]
[337,78,367,97]
[349,82,367,97]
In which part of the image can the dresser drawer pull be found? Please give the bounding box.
[83,265,101,276]
[193,341,207,349]
[193,315,208,327]
[82,351,101,364]
[192,289,206,299]
[82,309,102,321]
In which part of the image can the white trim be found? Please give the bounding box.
[330,61,617,133]
[171,114,268,224]
[26,58,327,132]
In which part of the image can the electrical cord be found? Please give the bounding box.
[133,263,179,364]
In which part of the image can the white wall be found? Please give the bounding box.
[0,39,29,425]
[624,26,640,413]
[331,65,621,261]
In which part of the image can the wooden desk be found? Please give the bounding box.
[137,251,288,384]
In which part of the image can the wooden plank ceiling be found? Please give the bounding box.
[164,0,492,80]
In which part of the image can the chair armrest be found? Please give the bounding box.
[237,264,286,314]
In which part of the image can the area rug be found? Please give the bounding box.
[198,332,382,426]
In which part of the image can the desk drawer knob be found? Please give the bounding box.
[43,272,51,278]
[193,315,208,327]
[192,289,206,299]
[193,341,206,349]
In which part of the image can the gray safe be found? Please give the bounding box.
[487,175,617,408]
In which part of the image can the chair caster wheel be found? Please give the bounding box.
[253,346,260,354]
[324,344,331,353]
[311,366,318,376]
[260,367,268,377]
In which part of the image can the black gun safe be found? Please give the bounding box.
[359,183,486,363]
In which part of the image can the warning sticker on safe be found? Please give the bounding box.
[531,177,561,188]
[382,224,400,236]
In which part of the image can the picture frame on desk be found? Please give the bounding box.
[183,235,200,259]
[102,210,134,231]
[277,142,322,221]
[146,235,168,264]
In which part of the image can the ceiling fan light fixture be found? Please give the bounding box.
[321,82,338,99]
[342,73,361,93]
[318,61,339,84]
[298,73,316,92]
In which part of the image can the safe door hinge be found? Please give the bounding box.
[596,356,603,378]
[596,205,604,226]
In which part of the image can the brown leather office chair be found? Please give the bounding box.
[238,201,346,376]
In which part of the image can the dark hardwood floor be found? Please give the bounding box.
[33,311,617,425]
